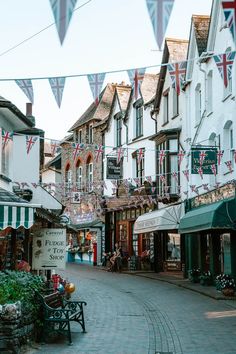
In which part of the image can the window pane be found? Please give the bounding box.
[169,139,178,152]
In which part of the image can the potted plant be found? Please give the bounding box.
[215,274,235,296]
[199,271,213,286]
[188,268,201,283]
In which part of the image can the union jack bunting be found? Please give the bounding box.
[49,77,66,107]
[178,150,185,165]
[183,169,189,182]
[31,183,38,189]
[222,0,236,43]
[94,144,104,162]
[172,171,178,181]
[217,150,224,165]
[197,167,204,180]
[190,185,199,195]
[213,51,236,87]
[116,147,124,164]
[72,143,84,160]
[199,151,207,165]
[15,79,34,103]
[210,164,217,176]
[26,136,38,154]
[49,0,77,44]
[202,183,209,191]
[225,160,233,173]
[133,178,141,187]
[146,0,175,50]
[127,68,146,100]
[168,61,187,95]
[1,129,13,150]
[137,148,144,165]
[146,176,153,184]
[160,175,166,184]
[214,182,221,189]
[87,73,106,105]
[50,140,60,156]
[159,150,166,165]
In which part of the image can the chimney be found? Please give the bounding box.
[26,103,35,127]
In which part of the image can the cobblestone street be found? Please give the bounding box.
[27,263,236,354]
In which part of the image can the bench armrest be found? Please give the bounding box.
[45,306,71,320]
[63,300,87,311]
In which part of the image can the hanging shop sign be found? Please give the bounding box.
[107,157,121,179]
[191,147,217,174]
[190,182,236,208]
[32,228,66,270]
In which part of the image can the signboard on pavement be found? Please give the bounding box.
[32,228,66,270]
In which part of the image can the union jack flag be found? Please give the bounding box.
[225,160,233,173]
[210,164,217,176]
[72,143,84,161]
[183,169,189,182]
[197,167,204,180]
[2,129,13,150]
[15,79,34,103]
[146,0,175,50]
[127,68,146,100]
[49,77,66,107]
[168,61,187,95]
[199,151,207,165]
[49,0,77,44]
[137,148,145,165]
[213,51,236,87]
[87,73,106,105]
[190,185,199,195]
[178,150,185,165]
[116,147,124,164]
[202,183,209,191]
[222,0,236,43]
[217,150,224,165]
[26,136,38,154]
[94,144,104,162]
[50,140,60,156]
[172,171,178,181]
[159,150,166,165]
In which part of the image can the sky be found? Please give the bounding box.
[0,0,212,141]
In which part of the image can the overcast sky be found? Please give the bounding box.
[0,0,212,140]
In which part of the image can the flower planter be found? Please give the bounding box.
[222,288,235,297]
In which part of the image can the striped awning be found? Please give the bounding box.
[0,205,34,230]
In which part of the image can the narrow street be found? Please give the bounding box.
[28,263,236,354]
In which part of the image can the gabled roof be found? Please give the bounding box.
[154,38,188,110]
[68,83,116,132]
[116,83,132,112]
[0,96,34,128]
[140,73,159,105]
[192,15,210,55]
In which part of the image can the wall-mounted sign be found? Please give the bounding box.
[107,157,121,179]
[32,228,66,270]
[191,148,217,174]
[190,182,236,208]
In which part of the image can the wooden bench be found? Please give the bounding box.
[36,291,87,345]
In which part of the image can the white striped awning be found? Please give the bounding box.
[0,205,34,230]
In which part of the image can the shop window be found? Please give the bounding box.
[118,223,128,254]
[166,233,181,261]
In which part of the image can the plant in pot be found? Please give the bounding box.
[215,274,235,296]
[188,268,201,283]
[199,271,213,286]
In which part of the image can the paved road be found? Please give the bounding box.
[29,263,236,354]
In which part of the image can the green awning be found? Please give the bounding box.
[179,199,236,234]
[0,205,34,230]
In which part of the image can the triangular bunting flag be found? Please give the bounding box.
[213,51,236,87]
[50,140,60,156]
[49,0,77,45]
[87,73,106,104]
[15,80,34,103]
[146,0,175,50]
[94,144,104,162]
[222,0,236,43]
[73,143,84,161]
[168,61,187,95]
[49,77,66,107]
[26,135,38,154]
[2,129,13,150]
[127,68,146,100]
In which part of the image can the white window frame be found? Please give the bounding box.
[76,165,83,190]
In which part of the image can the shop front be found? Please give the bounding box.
[134,203,184,273]
[179,190,236,279]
